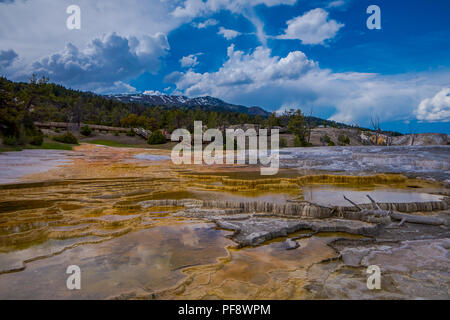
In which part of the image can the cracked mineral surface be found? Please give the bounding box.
[0,144,448,299]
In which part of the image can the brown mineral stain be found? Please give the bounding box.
[0,144,446,299]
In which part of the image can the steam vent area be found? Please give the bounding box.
[0,144,449,299]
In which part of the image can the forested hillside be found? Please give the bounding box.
[0,76,386,149]
[0,76,269,145]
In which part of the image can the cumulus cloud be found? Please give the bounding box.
[193,18,218,29]
[172,0,297,18]
[0,0,181,67]
[415,88,450,122]
[28,32,169,91]
[218,27,241,40]
[95,81,137,94]
[180,53,202,68]
[169,44,317,97]
[277,8,344,45]
[0,0,297,89]
[168,45,446,127]
[0,49,18,69]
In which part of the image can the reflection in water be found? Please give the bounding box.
[0,149,75,185]
[0,173,370,299]
[156,233,366,300]
[0,145,447,299]
[0,222,233,299]
[153,189,297,204]
[134,153,171,161]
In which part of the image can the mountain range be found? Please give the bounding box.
[105,93,271,117]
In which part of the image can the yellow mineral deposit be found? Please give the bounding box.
[0,144,448,299]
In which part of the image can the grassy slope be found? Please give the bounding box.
[84,139,143,148]
[84,138,178,150]
[0,138,77,153]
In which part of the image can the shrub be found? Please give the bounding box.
[3,136,19,146]
[293,136,301,147]
[80,125,92,136]
[2,134,29,146]
[293,135,311,147]
[338,134,350,145]
[320,134,335,146]
[54,128,61,133]
[114,132,119,136]
[30,134,44,146]
[147,130,166,145]
[280,137,288,148]
[126,128,135,137]
[53,132,78,144]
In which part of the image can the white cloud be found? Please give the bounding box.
[0,0,181,69]
[172,0,297,18]
[171,0,296,45]
[180,53,202,68]
[278,8,344,45]
[144,90,163,95]
[0,49,18,69]
[170,44,317,96]
[218,27,241,40]
[0,0,297,85]
[327,0,346,9]
[168,45,447,127]
[415,88,450,122]
[26,32,169,92]
[95,81,137,94]
[193,18,218,29]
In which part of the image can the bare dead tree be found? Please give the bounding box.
[408,122,417,146]
[343,195,448,226]
[370,115,381,145]
[68,98,83,131]
[29,73,38,85]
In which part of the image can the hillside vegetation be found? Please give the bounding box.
[1,76,407,150]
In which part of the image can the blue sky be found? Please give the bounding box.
[0,0,449,133]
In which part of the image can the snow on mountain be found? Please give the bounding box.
[104,93,270,117]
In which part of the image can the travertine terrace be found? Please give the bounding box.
[0,144,448,299]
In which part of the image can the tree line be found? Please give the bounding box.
[0,76,400,148]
